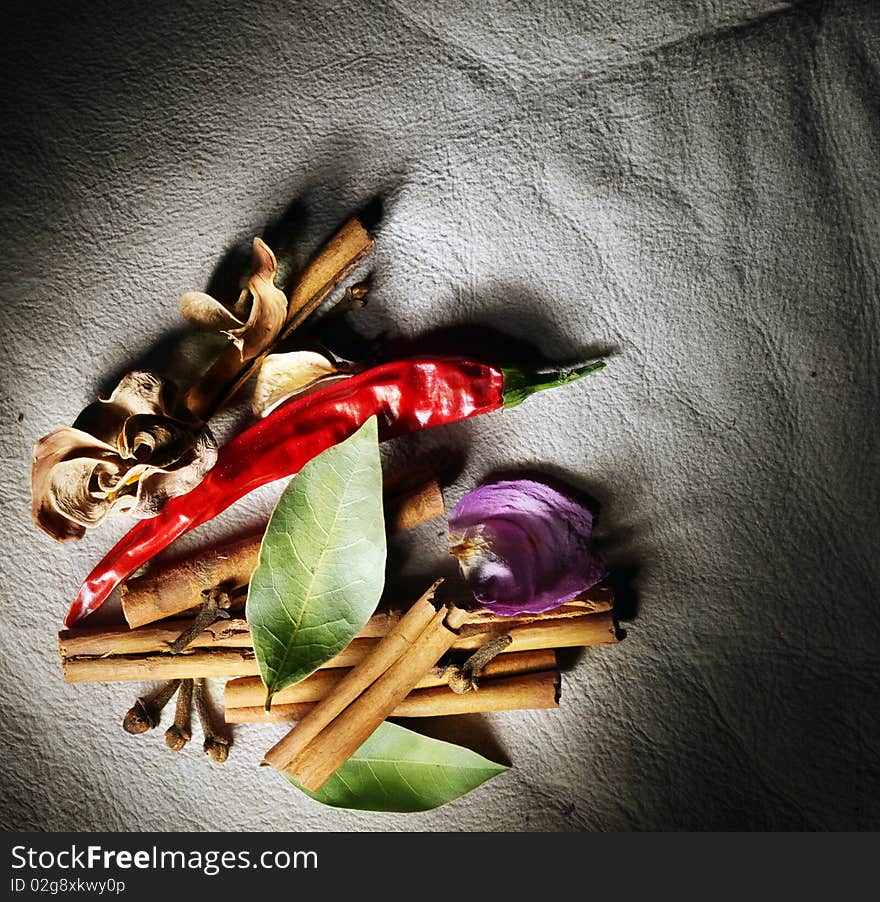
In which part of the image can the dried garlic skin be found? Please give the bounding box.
[179,237,287,362]
[449,478,605,616]
[31,372,216,542]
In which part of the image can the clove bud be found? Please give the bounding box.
[123,680,181,734]
[165,679,193,750]
[193,678,230,763]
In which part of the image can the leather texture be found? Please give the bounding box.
[0,0,878,831]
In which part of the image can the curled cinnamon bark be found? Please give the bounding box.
[224,648,558,708]
[227,670,561,723]
[276,600,472,790]
[58,597,617,683]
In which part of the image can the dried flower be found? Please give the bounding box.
[179,237,288,362]
[31,372,217,542]
[252,350,347,416]
[449,478,605,616]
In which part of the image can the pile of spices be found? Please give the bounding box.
[37,212,620,812]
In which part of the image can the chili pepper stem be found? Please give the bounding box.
[501,360,606,409]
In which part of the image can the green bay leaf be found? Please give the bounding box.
[287,721,508,812]
[247,416,386,706]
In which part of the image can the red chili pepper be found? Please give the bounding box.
[64,356,604,626]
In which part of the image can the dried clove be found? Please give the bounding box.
[165,678,193,751]
[168,588,233,654]
[436,635,514,693]
[193,678,230,762]
[123,680,181,734]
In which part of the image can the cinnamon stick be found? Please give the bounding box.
[120,476,444,628]
[227,670,560,723]
[262,581,444,769]
[224,648,558,709]
[185,217,374,421]
[59,611,617,683]
[280,218,375,339]
[278,603,471,789]
[65,589,612,657]
[383,480,444,533]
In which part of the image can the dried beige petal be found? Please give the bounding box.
[32,372,218,542]
[103,371,165,414]
[133,429,218,518]
[252,350,346,417]
[86,458,133,498]
[49,456,143,528]
[179,291,246,334]
[179,237,288,362]
[74,371,167,447]
[119,414,197,466]
[31,427,118,541]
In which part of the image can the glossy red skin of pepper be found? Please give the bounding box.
[65,357,504,626]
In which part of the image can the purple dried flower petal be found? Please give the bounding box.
[448,479,605,616]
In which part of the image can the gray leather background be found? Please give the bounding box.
[1,0,878,831]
